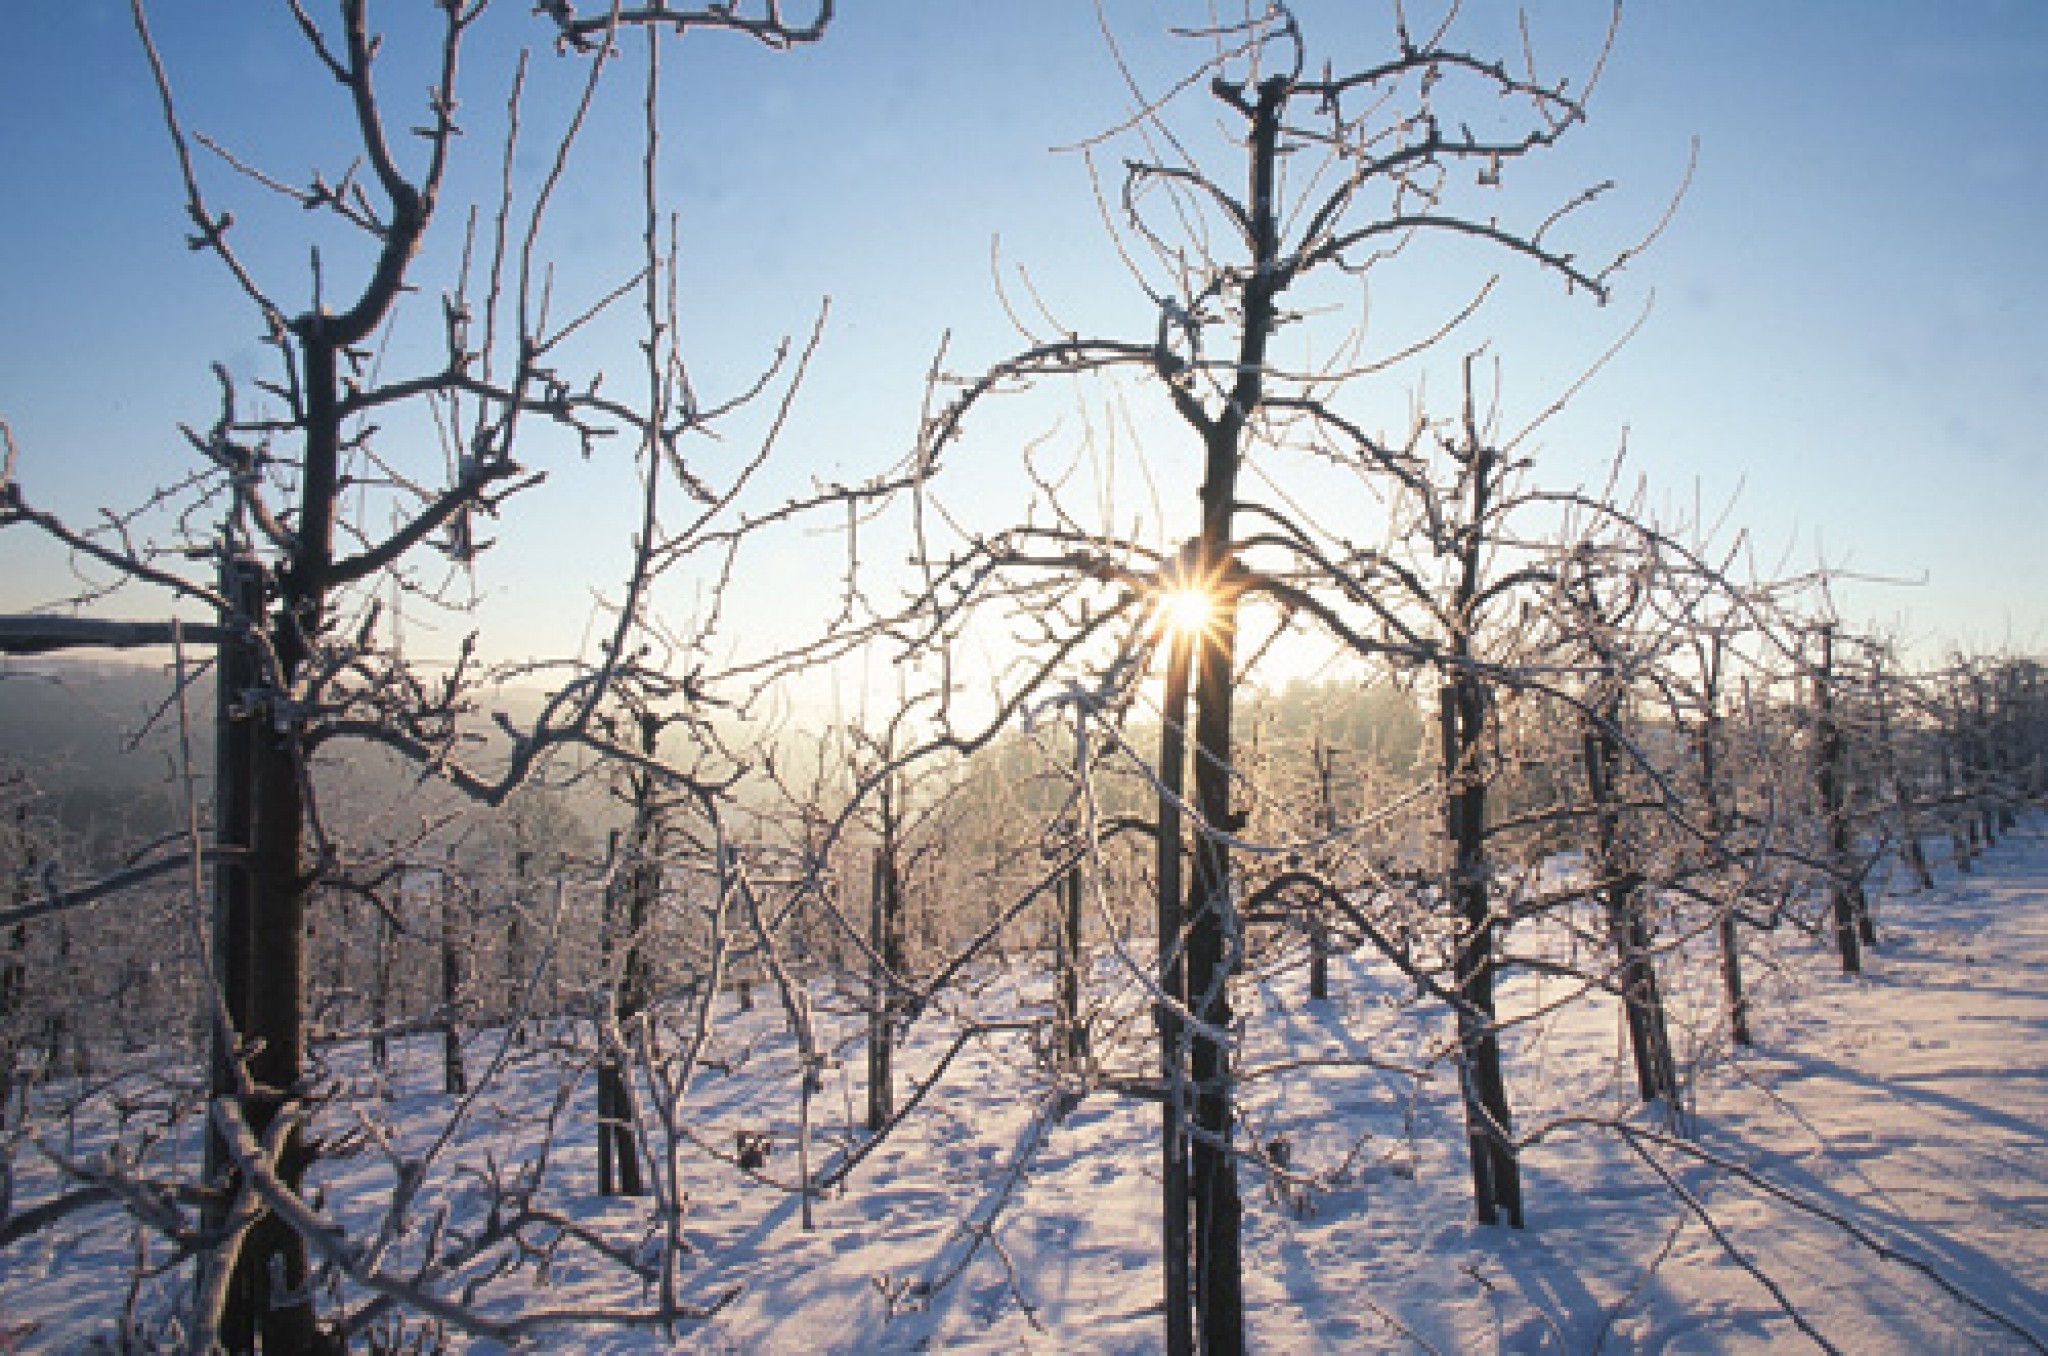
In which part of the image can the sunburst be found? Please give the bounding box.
[1156,585,1216,643]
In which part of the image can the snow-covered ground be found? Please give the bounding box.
[6,830,2047,1352]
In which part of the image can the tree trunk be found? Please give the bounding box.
[1171,73,1297,1355]
[1156,624,1195,1356]
[1,811,32,1128]
[440,862,467,1097]
[1061,706,1089,1064]
[1443,674,1522,1227]
[1940,715,1975,873]
[1872,666,1935,892]
[370,908,392,1075]
[205,312,370,1353]
[204,554,260,1270]
[598,818,649,1199]
[866,842,901,1131]
[1307,743,1334,1002]
[507,847,531,1043]
[207,548,323,1350]
[225,636,319,1352]
[599,713,664,1200]
[1814,626,1865,973]
[1975,675,2009,840]
[1693,681,1752,1049]
[1186,594,1244,1353]
[1582,722,1678,1103]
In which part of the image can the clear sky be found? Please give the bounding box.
[2,1,2044,678]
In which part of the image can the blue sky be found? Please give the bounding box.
[2,1,2044,674]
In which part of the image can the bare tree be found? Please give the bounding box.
[1556,542,1680,1103]
[0,786,52,1129]
[0,0,838,1345]
[1810,623,1872,972]
[896,5,1668,1346]
[1866,646,1938,893]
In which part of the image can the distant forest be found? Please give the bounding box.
[0,657,1432,860]
[1,661,191,858]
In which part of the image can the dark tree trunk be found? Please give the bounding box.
[1582,722,1678,1103]
[599,714,662,1199]
[595,1058,645,1198]
[1442,673,1522,1227]
[370,908,393,1075]
[213,296,396,1354]
[0,931,21,1129]
[1693,666,1752,1048]
[219,620,320,1353]
[1060,708,1089,1064]
[597,825,649,1198]
[1186,593,1244,1353]
[1814,626,1865,973]
[1872,666,1935,893]
[208,546,323,1351]
[1717,904,1750,1048]
[40,919,83,1082]
[1,811,32,1128]
[204,555,260,1264]
[1163,74,1286,1356]
[1170,74,1298,1356]
[1156,625,1195,1356]
[1433,411,1523,1228]
[866,841,902,1131]
[507,847,531,1043]
[440,862,467,1097]
[1307,742,1334,1002]
[318,894,347,1009]
[1940,715,1975,873]
[1974,675,2007,841]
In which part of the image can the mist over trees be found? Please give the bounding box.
[3,3,2045,1352]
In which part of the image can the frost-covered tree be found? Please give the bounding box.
[897,4,1669,1347]
[0,0,842,1345]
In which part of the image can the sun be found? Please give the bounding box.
[1157,585,1215,642]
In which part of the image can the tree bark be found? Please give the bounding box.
[599,804,651,1198]
[866,837,902,1131]
[1442,672,1522,1227]
[1156,621,1194,1356]
[204,555,260,1258]
[232,626,319,1352]
[1583,721,1678,1103]
[1173,72,1294,1356]
[1814,626,1865,973]
[1,809,33,1128]
[370,909,392,1075]
[1435,418,1524,1228]
[1061,707,1089,1064]
[440,861,468,1097]
[1308,742,1334,1002]
[1872,664,1935,893]
[1693,673,1751,1049]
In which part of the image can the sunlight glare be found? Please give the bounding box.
[1158,586,1214,641]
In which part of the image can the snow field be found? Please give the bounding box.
[4,832,2047,1351]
